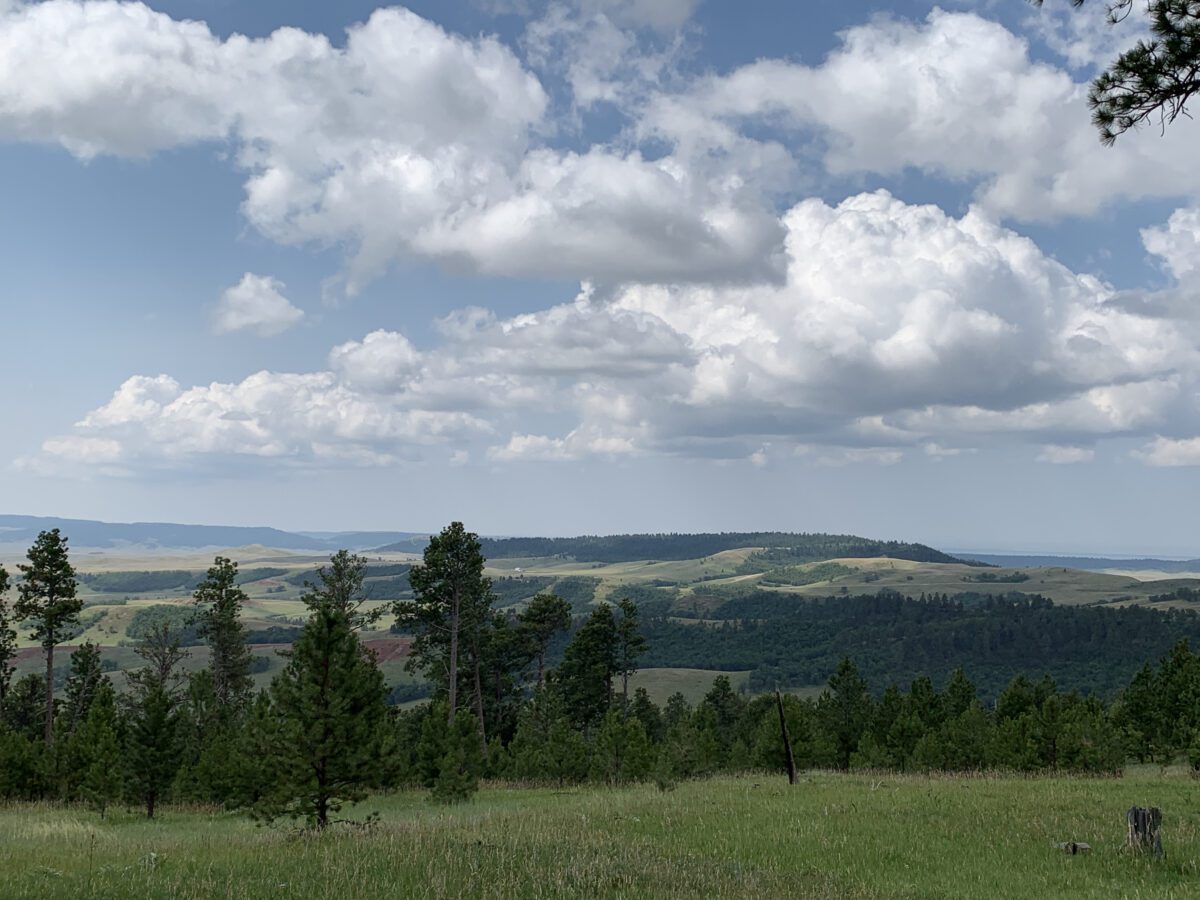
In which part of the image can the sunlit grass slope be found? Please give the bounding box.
[3,772,1199,899]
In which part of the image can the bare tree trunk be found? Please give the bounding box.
[44,642,54,745]
[447,593,460,725]
[316,791,328,830]
[473,658,488,759]
[536,650,546,690]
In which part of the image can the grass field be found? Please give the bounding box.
[625,667,751,704]
[2,772,1199,898]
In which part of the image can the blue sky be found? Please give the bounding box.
[1,0,1199,555]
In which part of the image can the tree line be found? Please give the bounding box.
[2,524,1199,830]
[451,532,965,565]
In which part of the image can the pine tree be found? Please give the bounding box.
[253,605,389,829]
[78,681,123,817]
[229,690,277,809]
[1116,663,1161,762]
[818,658,873,770]
[0,727,49,800]
[430,709,483,804]
[192,557,253,711]
[589,707,654,784]
[126,683,180,818]
[172,669,248,805]
[663,692,692,729]
[396,523,492,725]
[1154,640,1200,759]
[301,549,383,629]
[55,643,112,800]
[941,668,978,719]
[555,604,618,730]
[630,687,664,742]
[15,529,80,745]
[507,687,588,785]
[477,611,535,747]
[0,567,16,715]
[126,621,189,699]
[697,675,747,757]
[518,592,571,689]
[614,597,647,705]
[3,673,47,740]
[59,642,106,739]
[1036,0,1200,144]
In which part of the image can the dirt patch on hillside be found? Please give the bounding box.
[363,637,410,664]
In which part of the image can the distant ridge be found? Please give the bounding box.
[966,553,1200,573]
[372,531,968,565]
[0,514,424,552]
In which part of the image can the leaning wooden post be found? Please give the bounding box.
[1125,806,1164,858]
[775,689,797,785]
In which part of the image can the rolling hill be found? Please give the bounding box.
[0,514,424,552]
[375,531,970,564]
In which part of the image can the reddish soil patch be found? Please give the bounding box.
[362,637,411,664]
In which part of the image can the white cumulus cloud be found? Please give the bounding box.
[0,1,780,290]
[1036,445,1095,465]
[37,191,1200,473]
[1134,437,1200,467]
[213,273,304,337]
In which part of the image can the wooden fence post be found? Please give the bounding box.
[775,689,797,785]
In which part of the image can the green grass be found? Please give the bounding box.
[752,557,1200,607]
[2,773,1200,898]
[627,667,751,704]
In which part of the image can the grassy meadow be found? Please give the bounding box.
[3,771,1199,899]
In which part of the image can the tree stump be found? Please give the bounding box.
[1125,806,1164,857]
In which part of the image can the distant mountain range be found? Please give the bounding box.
[0,515,426,553]
[963,553,1200,573]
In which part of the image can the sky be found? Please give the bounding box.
[1,0,1199,555]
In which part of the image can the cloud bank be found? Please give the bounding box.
[5,2,1200,472]
[33,191,1200,471]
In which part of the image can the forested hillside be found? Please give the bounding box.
[642,591,1200,698]
[446,532,967,564]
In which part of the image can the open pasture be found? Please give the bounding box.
[2,772,1199,899]
[625,667,751,705]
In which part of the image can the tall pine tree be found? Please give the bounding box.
[396,522,492,724]
[59,642,106,739]
[555,604,618,731]
[192,557,253,711]
[0,567,15,715]
[126,683,180,819]
[614,597,647,705]
[518,592,571,689]
[78,681,123,817]
[15,529,80,746]
[302,550,382,630]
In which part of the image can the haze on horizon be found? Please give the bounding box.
[2,0,1199,558]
